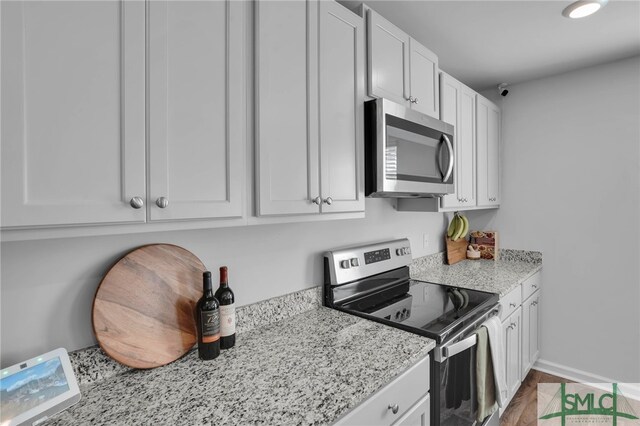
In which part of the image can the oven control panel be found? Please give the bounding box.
[325,239,413,284]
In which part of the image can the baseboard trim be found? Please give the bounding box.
[534,359,640,401]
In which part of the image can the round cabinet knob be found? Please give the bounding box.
[156,197,169,208]
[312,196,322,205]
[129,197,144,209]
[388,404,399,414]
[413,98,419,104]
[323,197,333,205]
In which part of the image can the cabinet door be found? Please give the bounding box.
[367,9,410,106]
[502,307,522,404]
[458,85,477,206]
[477,95,501,207]
[521,291,540,380]
[255,0,320,216]
[438,73,463,209]
[408,39,439,119]
[148,0,244,221]
[318,1,365,213]
[1,1,145,227]
[439,73,476,210]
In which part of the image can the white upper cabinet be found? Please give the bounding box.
[256,0,364,217]
[439,72,476,210]
[148,0,244,221]
[255,0,320,216]
[1,0,245,234]
[367,9,439,119]
[319,0,365,213]
[1,1,146,227]
[477,95,501,207]
[367,9,410,106]
[409,39,439,119]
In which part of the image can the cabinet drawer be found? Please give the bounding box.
[335,355,430,426]
[392,392,430,426]
[499,286,522,321]
[521,271,542,301]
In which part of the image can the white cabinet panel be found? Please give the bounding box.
[477,95,501,207]
[439,73,475,210]
[522,290,540,380]
[502,307,522,407]
[148,0,244,221]
[256,0,320,216]
[367,9,410,106]
[458,85,477,206]
[319,1,365,213]
[409,40,439,119]
[256,0,363,217]
[1,1,146,227]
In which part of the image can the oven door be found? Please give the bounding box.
[431,305,500,426]
[433,332,479,425]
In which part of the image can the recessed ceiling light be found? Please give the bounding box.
[562,0,608,19]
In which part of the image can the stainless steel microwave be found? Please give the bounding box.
[365,98,455,198]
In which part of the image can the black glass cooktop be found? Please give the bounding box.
[333,268,498,344]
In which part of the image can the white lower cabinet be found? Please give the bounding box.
[521,290,541,380]
[498,270,542,415]
[335,355,430,426]
[502,307,522,408]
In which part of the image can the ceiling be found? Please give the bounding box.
[339,0,640,92]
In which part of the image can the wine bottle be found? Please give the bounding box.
[196,271,220,360]
[215,266,236,349]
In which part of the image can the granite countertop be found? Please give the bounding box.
[50,302,435,425]
[410,249,542,297]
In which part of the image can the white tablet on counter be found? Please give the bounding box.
[1,348,81,426]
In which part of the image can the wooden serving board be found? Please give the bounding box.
[92,244,205,369]
[446,237,469,265]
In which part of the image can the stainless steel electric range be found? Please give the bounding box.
[324,239,500,426]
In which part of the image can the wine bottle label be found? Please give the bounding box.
[201,310,220,343]
[220,304,236,337]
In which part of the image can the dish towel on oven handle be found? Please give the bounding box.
[475,315,509,423]
[481,315,508,407]
[475,326,497,422]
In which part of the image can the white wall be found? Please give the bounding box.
[482,56,640,383]
[0,199,449,366]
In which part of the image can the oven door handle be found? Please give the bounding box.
[441,134,454,183]
[434,334,477,363]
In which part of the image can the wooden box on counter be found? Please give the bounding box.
[446,237,469,265]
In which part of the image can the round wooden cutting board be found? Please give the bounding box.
[92,244,205,369]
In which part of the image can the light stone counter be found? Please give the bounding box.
[410,249,542,297]
[52,288,435,426]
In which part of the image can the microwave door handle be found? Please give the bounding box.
[442,134,454,183]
